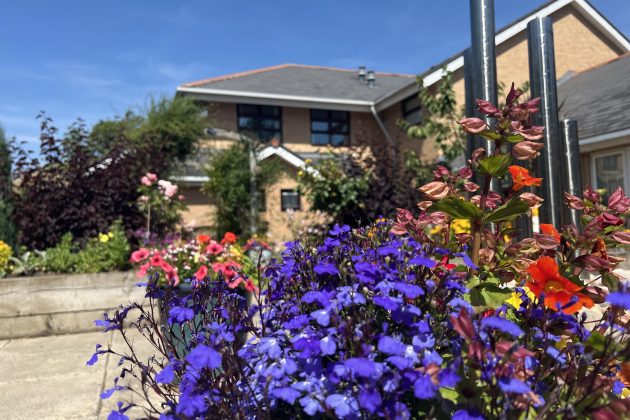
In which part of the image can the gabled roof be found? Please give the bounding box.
[178,64,415,112]
[557,53,630,150]
[178,0,630,112]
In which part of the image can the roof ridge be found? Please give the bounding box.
[182,63,414,87]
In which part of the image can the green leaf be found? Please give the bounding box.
[470,282,512,308]
[430,198,482,221]
[505,134,524,143]
[478,153,512,177]
[479,130,502,141]
[484,198,530,224]
[439,387,460,403]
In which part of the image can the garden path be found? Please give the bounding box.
[0,329,152,419]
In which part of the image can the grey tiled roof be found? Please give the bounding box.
[558,54,630,139]
[183,64,415,103]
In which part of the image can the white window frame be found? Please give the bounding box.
[590,146,630,193]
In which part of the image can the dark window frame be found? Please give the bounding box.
[402,94,422,125]
[280,189,301,212]
[310,109,350,146]
[237,104,282,143]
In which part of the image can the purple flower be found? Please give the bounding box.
[393,282,425,298]
[329,224,351,236]
[378,336,406,355]
[185,344,222,370]
[606,292,630,310]
[498,377,531,394]
[87,344,104,366]
[259,337,283,359]
[409,255,437,268]
[358,388,382,413]
[545,347,566,365]
[438,368,460,388]
[300,396,323,416]
[325,394,359,418]
[177,393,207,417]
[272,387,301,404]
[314,262,339,277]
[168,306,194,324]
[344,358,378,378]
[453,408,485,420]
[101,379,125,399]
[302,291,335,308]
[320,336,337,355]
[374,295,401,311]
[156,364,175,384]
[310,309,330,326]
[378,245,400,257]
[414,373,437,399]
[481,316,524,338]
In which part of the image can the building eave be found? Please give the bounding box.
[579,127,630,153]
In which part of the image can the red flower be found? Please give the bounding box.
[221,232,237,245]
[194,265,208,281]
[539,224,561,243]
[526,256,593,314]
[509,165,543,191]
[197,234,211,245]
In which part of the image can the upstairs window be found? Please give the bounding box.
[281,189,300,211]
[311,109,350,146]
[402,94,422,125]
[237,104,282,143]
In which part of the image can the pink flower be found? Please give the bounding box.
[135,262,150,278]
[141,176,152,186]
[206,241,224,255]
[194,265,208,280]
[178,195,186,201]
[158,180,178,198]
[244,278,258,292]
[150,254,164,267]
[146,173,157,182]
[457,117,488,134]
[141,173,157,186]
[130,248,150,263]
[212,261,240,281]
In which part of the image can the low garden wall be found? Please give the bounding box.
[0,271,144,339]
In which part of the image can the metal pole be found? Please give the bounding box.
[528,16,562,228]
[247,139,258,236]
[560,119,582,228]
[469,0,500,192]
[464,48,479,161]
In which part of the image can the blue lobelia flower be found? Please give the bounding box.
[86,344,104,366]
[480,316,524,338]
[545,347,567,365]
[336,285,366,307]
[314,262,339,277]
[358,387,382,414]
[320,336,337,356]
[344,357,379,378]
[300,395,323,416]
[101,378,125,399]
[378,336,407,356]
[185,344,222,370]
[413,333,435,350]
[498,377,531,394]
[329,224,351,237]
[176,393,207,417]
[271,387,302,405]
[107,402,130,420]
[414,373,437,399]
[606,292,630,310]
[452,408,485,420]
[259,337,283,359]
[409,255,437,268]
[438,367,460,388]
[168,306,194,324]
[302,290,335,308]
[310,309,331,326]
[392,282,425,298]
[378,245,400,257]
[156,364,175,384]
[325,394,359,418]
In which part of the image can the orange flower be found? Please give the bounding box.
[526,256,593,314]
[509,165,543,191]
[221,232,237,245]
[539,224,560,243]
[197,234,211,245]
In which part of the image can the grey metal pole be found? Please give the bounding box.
[464,48,478,161]
[560,119,582,228]
[469,0,500,193]
[528,16,562,228]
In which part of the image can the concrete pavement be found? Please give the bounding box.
[0,330,155,420]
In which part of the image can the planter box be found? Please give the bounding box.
[0,271,145,339]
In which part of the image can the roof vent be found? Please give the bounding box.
[358,66,367,82]
[367,70,375,87]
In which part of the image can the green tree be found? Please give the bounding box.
[203,142,280,238]
[0,126,16,248]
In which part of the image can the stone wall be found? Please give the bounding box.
[0,272,145,339]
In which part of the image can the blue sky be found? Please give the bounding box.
[1,0,629,147]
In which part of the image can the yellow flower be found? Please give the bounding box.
[0,240,12,270]
[429,225,441,235]
[108,232,114,238]
[506,291,523,309]
[297,170,304,177]
[623,388,630,399]
[305,159,312,164]
[450,219,471,234]
[532,207,539,217]
[98,233,110,243]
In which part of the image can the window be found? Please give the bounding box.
[237,104,282,143]
[310,109,349,146]
[402,94,422,125]
[592,150,626,202]
[281,189,300,211]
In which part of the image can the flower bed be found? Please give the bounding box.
[91,84,630,419]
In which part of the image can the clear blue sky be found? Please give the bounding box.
[1,0,628,147]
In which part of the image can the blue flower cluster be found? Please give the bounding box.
[92,223,630,419]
